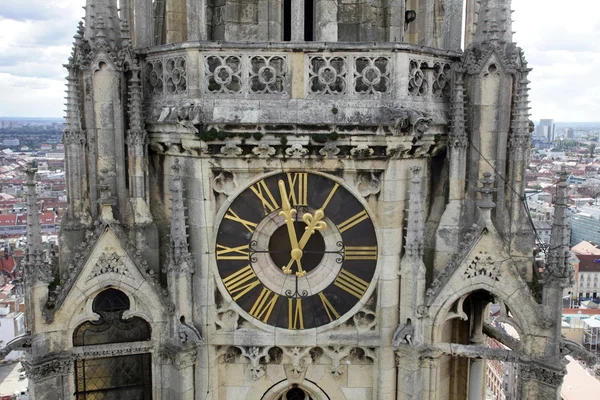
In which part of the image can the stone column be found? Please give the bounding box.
[133,0,154,47]
[292,0,305,41]
[386,0,404,42]
[467,296,486,400]
[443,0,463,50]
[186,0,207,40]
[315,0,337,41]
[434,72,467,272]
[421,355,442,400]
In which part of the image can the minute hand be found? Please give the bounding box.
[298,210,327,250]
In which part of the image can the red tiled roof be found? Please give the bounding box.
[0,214,16,226]
[576,255,600,272]
[0,255,15,274]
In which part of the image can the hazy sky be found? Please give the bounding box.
[0,0,598,122]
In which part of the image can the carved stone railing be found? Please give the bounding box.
[141,43,458,103]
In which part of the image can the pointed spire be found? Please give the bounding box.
[449,72,468,149]
[169,159,193,272]
[405,167,424,260]
[473,0,514,43]
[84,0,122,45]
[25,162,51,283]
[544,168,573,286]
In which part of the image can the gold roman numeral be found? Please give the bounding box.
[345,246,378,260]
[224,209,258,233]
[334,269,369,299]
[338,210,369,233]
[249,288,279,323]
[321,183,339,211]
[286,173,308,206]
[250,180,279,215]
[216,244,249,260]
[222,265,261,300]
[288,298,304,330]
[319,292,340,322]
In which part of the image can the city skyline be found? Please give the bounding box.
[0,0,599,122]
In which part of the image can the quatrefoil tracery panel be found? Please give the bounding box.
[354,56,391,94]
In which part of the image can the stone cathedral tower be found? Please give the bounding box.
[11,0,592,399]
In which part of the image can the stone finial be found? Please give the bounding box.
[544,167,573,286]
[473,0,514,43]
[449,72,468,148]
[476,172,497,211]
[169,159,193,272]
[404,167,424,260]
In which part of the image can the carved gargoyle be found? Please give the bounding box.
[178,317,203,345]
[391,106,432,139]
[392,318,415,348]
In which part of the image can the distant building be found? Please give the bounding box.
[572,241,600,256]
[575,255,600,300]
[571,213,600,246]
[2,139,20,147]
[537,119,556,141]
[566,128,574,139]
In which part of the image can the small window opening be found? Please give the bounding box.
[304,0,315,41]
[283,1,292,41]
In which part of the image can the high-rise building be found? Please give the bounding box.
[537,119,556,141]
[566,128,575,139]
[8,1,583,399]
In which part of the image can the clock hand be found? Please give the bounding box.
[298,209,327,250]
[278,180,306,276]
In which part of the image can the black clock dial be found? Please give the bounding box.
[215,172,378,330]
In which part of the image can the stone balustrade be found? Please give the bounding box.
[142,43,459,104]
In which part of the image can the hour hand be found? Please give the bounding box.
[278,180,300,249]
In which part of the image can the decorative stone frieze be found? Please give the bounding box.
[350,144,374,158]
[239,346,273,380]
[319,143,340,158]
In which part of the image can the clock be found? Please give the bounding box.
[215,172,378,330]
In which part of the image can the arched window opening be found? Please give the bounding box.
[74,288,151,346]
[73,288,152,400]
[277,386,315,400]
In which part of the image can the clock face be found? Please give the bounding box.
[215,172,378,330]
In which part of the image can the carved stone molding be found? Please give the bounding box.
[319,143,340,158]
[352,307,377,333]
[160,344,197,369]
[73,345,152,360]
[252,143,276,158]
[88,251,130,281]
[355,172,381,198]
[350,144,374,158]
[520,363,565,387]
[23,355,72,383]
[220,141,243,157]
[391,107,432,138]
[281,346,313,378]
[464,251,500,281]
[285,143,309,158]
[212,170,237,195]
[238,346,272,380]
[215,306,239,332]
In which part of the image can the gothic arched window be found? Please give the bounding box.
[73,288,152,399]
